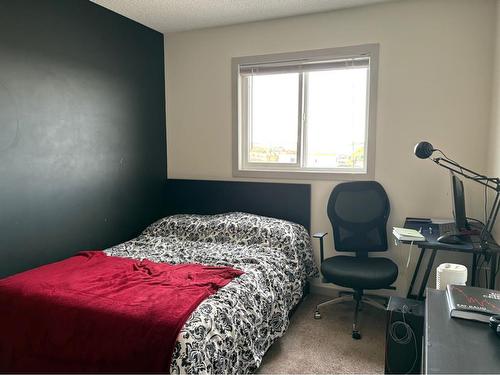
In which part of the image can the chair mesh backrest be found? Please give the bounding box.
[327,181,390,253]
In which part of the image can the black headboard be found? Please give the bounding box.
[164,179,311,231]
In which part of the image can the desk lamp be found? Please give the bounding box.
[414,141,500,250]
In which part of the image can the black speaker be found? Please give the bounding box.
[385,297,424,374]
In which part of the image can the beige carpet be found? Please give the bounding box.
[258,293,386,374]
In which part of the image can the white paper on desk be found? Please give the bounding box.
[431,218,455,224]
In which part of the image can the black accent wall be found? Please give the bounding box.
[0,0,167,277]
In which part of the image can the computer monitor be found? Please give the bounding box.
[450,173,469,231]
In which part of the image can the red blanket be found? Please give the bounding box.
[0,251,243,372]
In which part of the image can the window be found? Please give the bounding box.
[232,44,378,179]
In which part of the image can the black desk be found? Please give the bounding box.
[403,220,500,300]
[425,289,500,374]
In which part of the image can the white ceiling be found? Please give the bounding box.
[91,0,395,34]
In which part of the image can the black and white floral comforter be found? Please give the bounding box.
[104,212,318,374]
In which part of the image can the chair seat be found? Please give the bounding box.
[321,255,398,290]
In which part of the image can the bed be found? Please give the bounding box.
[0,211,317,373]
[106,212,318,374]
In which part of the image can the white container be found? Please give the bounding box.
[436,263,468,290]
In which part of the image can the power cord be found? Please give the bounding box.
[386,305,418,374]
[466,217,499,286]
[466,217,485,226]
[406,228,422,269]
[406,241,414,268]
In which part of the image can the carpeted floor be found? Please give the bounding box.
[258,293,386,374]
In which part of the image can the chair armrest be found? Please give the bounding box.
[312,232,328,263]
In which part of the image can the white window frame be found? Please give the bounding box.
[232,44,379,180]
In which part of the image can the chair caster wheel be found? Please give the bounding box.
[314,310,321,319]
[352,330,361,340]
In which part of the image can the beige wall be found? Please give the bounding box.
[166,0,496,295]
[488,0,500,286]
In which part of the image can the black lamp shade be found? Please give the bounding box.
[414,141,435,159]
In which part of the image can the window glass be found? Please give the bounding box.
[305,68,368,169]
[247,73,299,164]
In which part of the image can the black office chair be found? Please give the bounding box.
[313,181,398,339]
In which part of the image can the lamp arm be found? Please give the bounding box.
[431,156,500,247]
[432,157,500,192]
